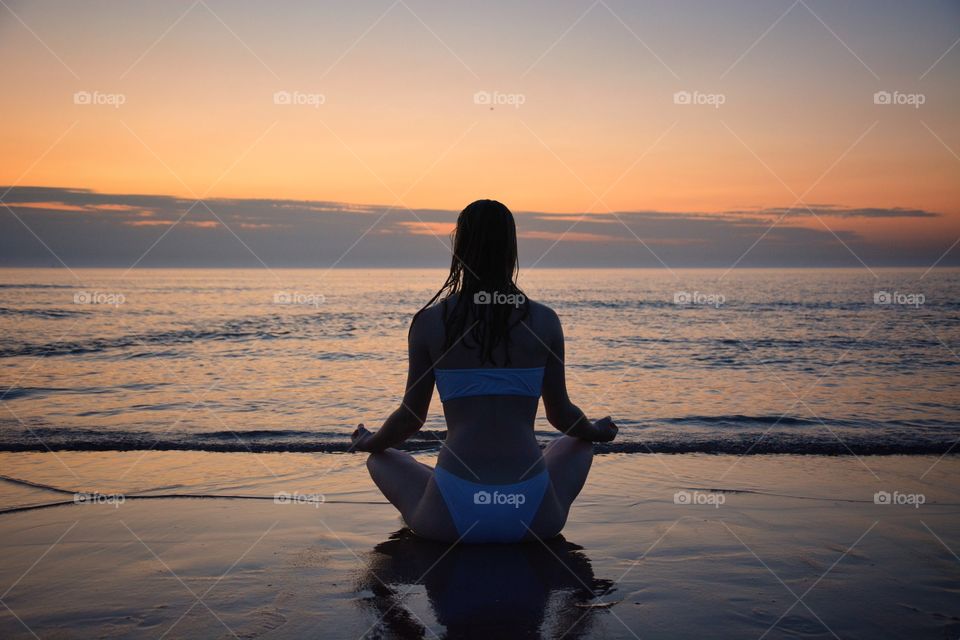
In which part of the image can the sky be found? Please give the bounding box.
[1,0,958,268]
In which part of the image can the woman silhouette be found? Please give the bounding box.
[351,199,617,543]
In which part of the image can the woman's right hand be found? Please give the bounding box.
[592,416,618,442]
[350,423,375,452]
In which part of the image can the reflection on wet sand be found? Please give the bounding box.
[357,529,616,639]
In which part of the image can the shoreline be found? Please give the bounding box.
[1,451,957,638]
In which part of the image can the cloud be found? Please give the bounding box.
[0,186,953,268]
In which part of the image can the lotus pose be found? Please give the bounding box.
[351,199,617,543]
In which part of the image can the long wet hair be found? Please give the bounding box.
[411,199,529,365]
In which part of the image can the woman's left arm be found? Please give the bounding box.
[353,316,434,453]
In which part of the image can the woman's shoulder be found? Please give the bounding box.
[526,299,560,327]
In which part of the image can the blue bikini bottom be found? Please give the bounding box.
[433,466,550,544]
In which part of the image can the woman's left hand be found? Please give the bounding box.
[350,423,375,452]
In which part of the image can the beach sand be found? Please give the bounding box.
[0,451,958,639]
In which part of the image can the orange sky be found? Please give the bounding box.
[2,0,958,251]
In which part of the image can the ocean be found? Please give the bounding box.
[1,267,957,455]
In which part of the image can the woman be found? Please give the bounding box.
[351,199,617,543]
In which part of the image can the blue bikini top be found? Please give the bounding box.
[434,367,545,402]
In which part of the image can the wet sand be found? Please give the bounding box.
[0,451,958,639]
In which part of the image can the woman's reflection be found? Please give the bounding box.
[356,529,616,639]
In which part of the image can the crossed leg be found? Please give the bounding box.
[366,449,459,540]
[542,435,594,510]
[366,437,594,542]
[366,449,433,519]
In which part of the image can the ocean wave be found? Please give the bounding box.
[0,307,84,319]
[0,313,372,358]
[0,421,956,455]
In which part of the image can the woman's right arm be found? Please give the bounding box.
[540,307,617,442]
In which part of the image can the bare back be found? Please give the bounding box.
[411,298,571,483]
